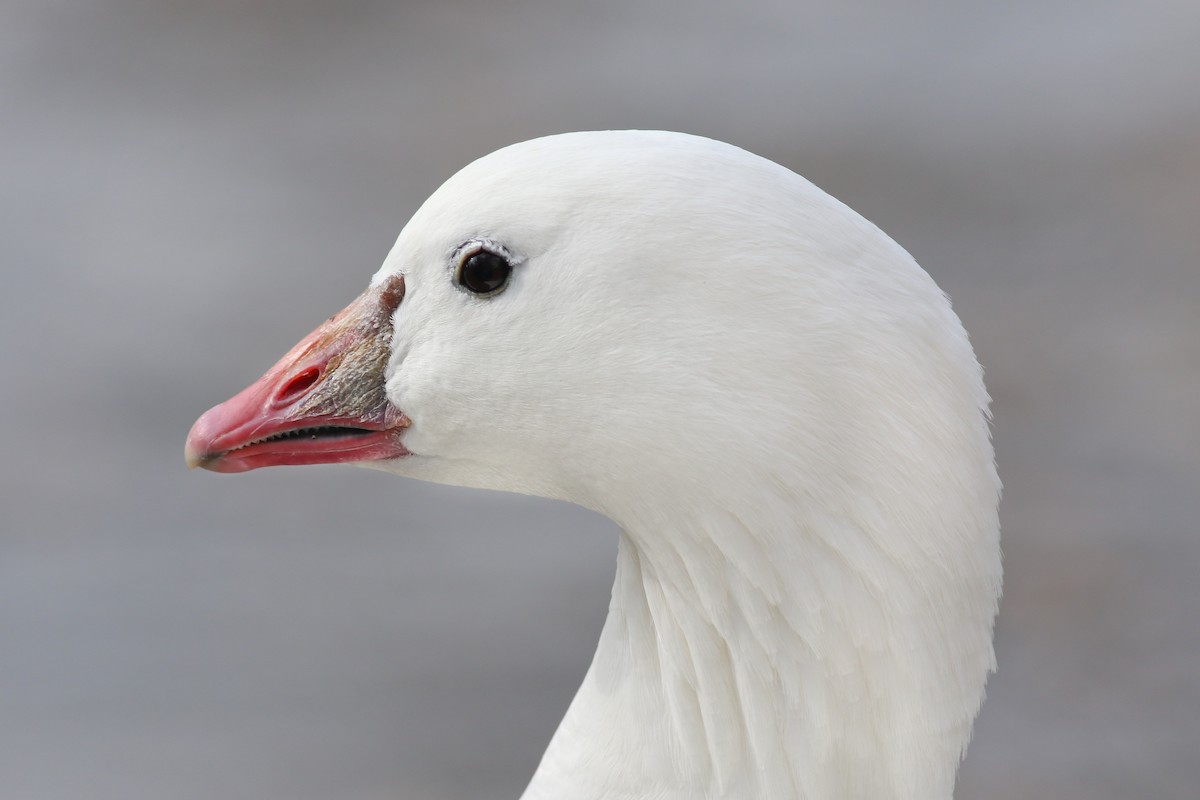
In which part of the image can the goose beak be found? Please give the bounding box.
[185,274,410,473]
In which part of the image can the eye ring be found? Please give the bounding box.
[453,243,515,297]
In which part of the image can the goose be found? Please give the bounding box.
[185,130,1001,800]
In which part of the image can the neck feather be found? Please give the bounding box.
[521,482,998,800]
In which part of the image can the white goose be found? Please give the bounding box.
[186,131,1001,800]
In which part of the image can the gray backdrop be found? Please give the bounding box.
[2,1,1197,798]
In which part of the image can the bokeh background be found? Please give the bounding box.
[2,1,1197,798]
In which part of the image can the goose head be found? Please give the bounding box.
[186,131,1001,800]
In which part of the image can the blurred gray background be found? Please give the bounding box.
[2,1,1197,798]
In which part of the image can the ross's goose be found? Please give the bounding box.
[186,131,1001,800]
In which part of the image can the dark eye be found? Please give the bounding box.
[456,250,512,296]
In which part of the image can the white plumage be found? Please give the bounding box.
[189,130,1001,800]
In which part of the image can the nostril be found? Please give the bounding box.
[276,367,321,404]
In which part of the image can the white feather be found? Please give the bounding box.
[370,131,1001,800]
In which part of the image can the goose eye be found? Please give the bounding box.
[456,250,512,296]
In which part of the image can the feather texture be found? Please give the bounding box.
[363,131,999,799]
